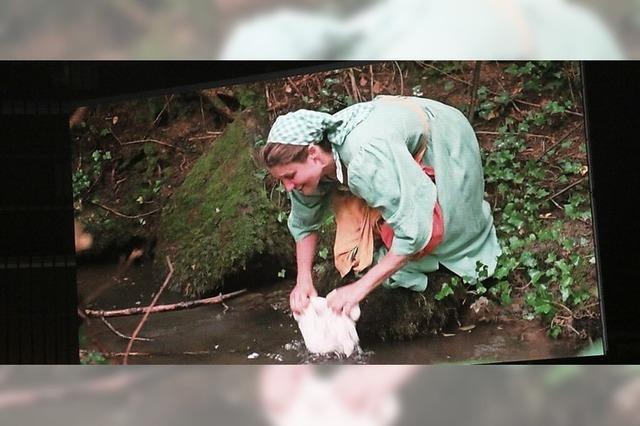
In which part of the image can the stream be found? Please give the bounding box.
[78,261,586,364]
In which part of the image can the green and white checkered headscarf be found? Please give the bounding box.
[267,102,373,182]
[267,102,373,146]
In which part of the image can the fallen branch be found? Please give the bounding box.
[91,200,160,219]
[100,350,217,357]
[120,138,185,152]
[286,77,306,98]
[536,121,583,161]
[348,69,363,102]
[151,95,175,128]
[476,130,553,139]
[468,61,482,123]
[201,90,236,121]
[187,134,221,141]
[547,175,588,202]
[83,289,247,318]
[369,65,374,100]
[394,61,404,95]
[124,256,174,364]
[100,316,153,342]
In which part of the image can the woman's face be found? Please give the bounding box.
[269,155,325,196]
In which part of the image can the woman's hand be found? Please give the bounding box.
[290,275,317,315]
[326,251,409,316]
[326,280,371,316]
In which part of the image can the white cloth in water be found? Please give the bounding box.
[293,296,361,357]
[265,373,398,426]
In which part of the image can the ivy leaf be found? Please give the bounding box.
[435,282,454,300]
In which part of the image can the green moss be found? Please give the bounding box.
[156,113,293,296]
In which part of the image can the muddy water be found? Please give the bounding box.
[78,262,587,364]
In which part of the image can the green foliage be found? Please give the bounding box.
[505,61,569,94]
[435,276,459,300]
[80,350,108,365]
[476,69,595,337]
[72,149,112,200]
[317,73,356,113]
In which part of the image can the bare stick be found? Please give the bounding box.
[394,61,404,95]
[536,121,583,161]
[349,69,362,102]
[547,176,588,202]
[467,61,482,123]
[476,130,553,139]
[91,200,160,219]
[151,95,175,128]
[199,94,207,133]
[83,289,247,318]
[100,316,153,342]
[369,65,374,100]
[286,77,306,98]
[123,256,174,364]
[187,134,221,141]
[119,138,185,152]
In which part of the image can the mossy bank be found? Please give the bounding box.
[155,113,294,297]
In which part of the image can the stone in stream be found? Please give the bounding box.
[313,261,465,342]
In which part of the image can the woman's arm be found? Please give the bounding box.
[290,232,319,315]
[326,250,409,316]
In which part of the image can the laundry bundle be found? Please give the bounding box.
[265,370,399,426]
[293,296,361,357]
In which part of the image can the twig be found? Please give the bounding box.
[199,94,207,133]
[187,135,221,141]
[369,65,374,100]
[468,61,482,123]
[394,61,404,95]
[124,256,174,364]
[101,350,217,357]
[550,301,574,316]
[286,77,306,98]
[83,289,247,318]
[348,69,362,102]
[547,176,588,201]
[550,198,563,210]
[476,130,552,139]
[120,138,185,152]
[100,316,153,342]
[91,200,160,219]
[536,121,583,161]
[151,95,174,128]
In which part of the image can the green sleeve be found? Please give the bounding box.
[348,138,438,256]
[287,186,332,242]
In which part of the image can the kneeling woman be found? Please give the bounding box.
[260,95,501,317]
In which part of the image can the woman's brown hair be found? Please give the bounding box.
[258,137,332,168]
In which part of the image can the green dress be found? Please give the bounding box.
[288,96,502,291]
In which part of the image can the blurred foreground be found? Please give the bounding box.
[1,365,640,426]
[1,0,637,59]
